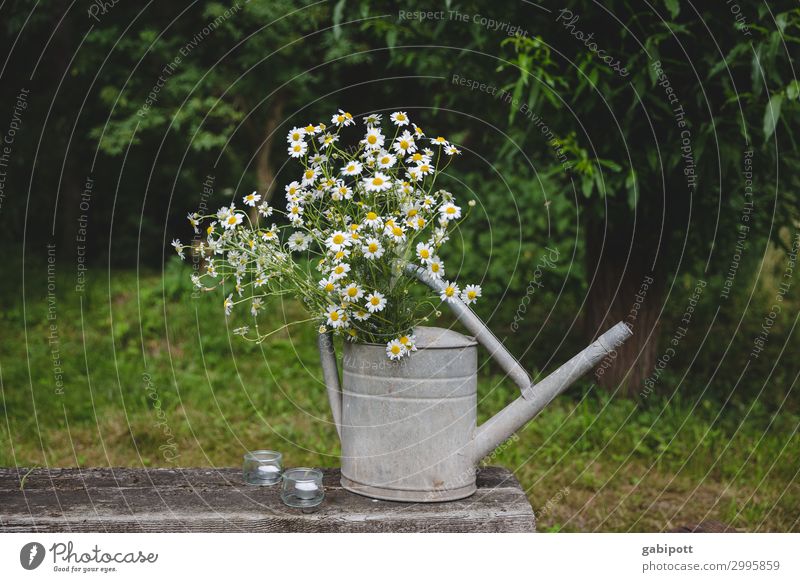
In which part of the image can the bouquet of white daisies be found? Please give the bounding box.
[173,109,482,360]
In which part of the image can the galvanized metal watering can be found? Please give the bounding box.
[318,266,632,502]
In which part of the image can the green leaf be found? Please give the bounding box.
[332,0,345,40]
[665,0,680,19]
[763,93,783,140]
[787,80,800,101]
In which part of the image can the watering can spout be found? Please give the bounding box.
[401,264,632,462]
[470,321,632,463]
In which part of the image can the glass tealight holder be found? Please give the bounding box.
[281,467,324,508]
[243,450,283,485]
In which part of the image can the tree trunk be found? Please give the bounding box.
[584,209,663,396]
[254,93,286,201]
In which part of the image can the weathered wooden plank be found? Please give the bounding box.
[0,467,535,533]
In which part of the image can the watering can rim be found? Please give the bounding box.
[345,325,477,350]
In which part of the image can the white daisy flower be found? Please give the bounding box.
[362,211,383,229]
[362,127,385,150]
[376,151,397,169]
[412,123,425,137]
[287,231,310,251]
[461,284,482,304]
[363,172,392,192]
[285,180,302,199]
[331,182,352,201]
[222,212,244,230]
[439,202,462,222]
[309,153,328,167]
[187,212,200,233]
[398,334,417,352]
[362,113,382,126]
[440,281,460,303]
[416,242,434,263]
[407,167,422,182]
[353,308,371,321]
[250,297,263,316]
[390,111,410,126]
[301,167,319,186]
[244,191,261,206]
[171,239,185,259]
[329,262,351,280]
[341,160,363,176]
[406,151,430,165]
[288,141,307,158]
[392,130,417,154]
[342,283,364,302]
[416,162,434,176]
[262,224,278,242]
[362,237,384,259]
[386,339,406,360]
[385,223,406,243]
[445,144,461,156]
[326,230,352,252]
[257,202,273,217]
[331,109,354,127]
[304,123,323,134]
[427,256,445,279]
[365,291,386,313]
[430,136,450,147]
[319,277,337,293]
[318,132,339,148]
[224,294,234,316]
[325,305,346,328]
[286,127,306,143]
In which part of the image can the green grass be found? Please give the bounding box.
[1,259,797,531]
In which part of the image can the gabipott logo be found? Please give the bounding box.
[20,542,46,570]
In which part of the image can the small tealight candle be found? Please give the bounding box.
[294,481,319,499]
[243,450,283,486]
[281,467,324,508]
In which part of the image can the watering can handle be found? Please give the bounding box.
[404,265,536,398]
[318,331,343,438]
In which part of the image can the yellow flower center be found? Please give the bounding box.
[392,226,403,236]
[431,263,440,273]
[419,249,430,259]
[390,345,401,355]
[370,297,380,305]
[337,115,345,123]
[305,125,315,132]
[368,243,378,253]
[330,311,339,321]
[420,165,430,173]
[332,234,345,245]
[324,283,334,292]
[293,144,302,152]
[381,157,390,164]
[366,212,378,221]
[445,286,455,296]
[372,177,384,186]
[334,266,344,274]
[367,135,377,144]
[305,170,314,179]
[407,208,418,218]
[397,114,406,121]
[347,287,358,297]
[467,291,477,299]
[411,153,422,161]
[227,216,238,225]
[399,336,409,345]
[446,207,456,214]
[400,140,409,149]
